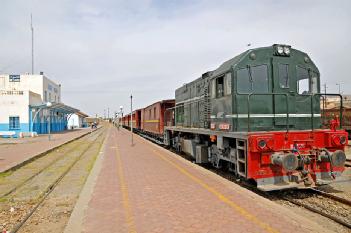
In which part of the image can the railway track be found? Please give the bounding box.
[0,128,105,233]
[0,128,103,200]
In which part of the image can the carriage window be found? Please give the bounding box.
[279,64,289,88]
[216,76,224,98]
[237,65,268,93]
[224,73,231,95]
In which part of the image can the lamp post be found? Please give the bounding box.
[46,102,52,141]
[119,106,123,129]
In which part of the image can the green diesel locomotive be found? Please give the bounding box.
[164,44,347,191]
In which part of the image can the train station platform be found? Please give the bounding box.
[65,127,329,233]
[0,127,95,173]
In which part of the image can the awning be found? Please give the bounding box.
[30,102,80,114]
[76,111,89,118]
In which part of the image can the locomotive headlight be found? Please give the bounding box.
[332,135,346,146]
[283,46,290,55]
[339,135,346,145]
[277,46,284,55]
[258,139,267,149]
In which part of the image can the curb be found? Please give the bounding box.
[0,127,102,175]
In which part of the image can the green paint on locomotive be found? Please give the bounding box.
[175,44,323,132]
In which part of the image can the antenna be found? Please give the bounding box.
[31,14,34,74]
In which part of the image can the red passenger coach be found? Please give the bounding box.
[133,109,142,130]
[141,99,175,140]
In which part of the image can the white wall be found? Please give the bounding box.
[0,74,61,103]
[0,90,30,123]
[67,114,79,128]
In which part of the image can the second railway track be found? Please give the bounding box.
[0,127,107,233]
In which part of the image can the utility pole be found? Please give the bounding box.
[107,107,110,120]
[336,83,341,94]
[130,94,134,146]
[31,14,34,74]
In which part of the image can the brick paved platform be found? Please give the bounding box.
[66,127,331,233]
[0,127,96,173]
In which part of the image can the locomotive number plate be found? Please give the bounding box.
[219,123,230,130]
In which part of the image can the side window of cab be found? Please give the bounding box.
[297,66,318,95]
[211,72,232,98]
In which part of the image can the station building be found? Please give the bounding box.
[0,73,81,137]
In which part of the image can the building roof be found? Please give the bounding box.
[76,111,89,118]
[30,102,79,114]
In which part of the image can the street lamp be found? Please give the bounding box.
[119,106,123,129]
[46,102,52,141]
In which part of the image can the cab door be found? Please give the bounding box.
[272,57,296,128]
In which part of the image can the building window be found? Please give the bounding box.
[9,75,20,82]
[49,93,51,102]
[9,116,20,129]
[154,107,156,118]
[44,91,47,102]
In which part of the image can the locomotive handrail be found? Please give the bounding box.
[246,93,290,132]
[312,93,343,129]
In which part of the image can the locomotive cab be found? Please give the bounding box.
[210,44,322,132]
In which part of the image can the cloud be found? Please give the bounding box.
[0,0,350,115]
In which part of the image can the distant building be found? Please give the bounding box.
[0,73,80,137]
[67,111,89,129]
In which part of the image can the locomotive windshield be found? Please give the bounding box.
[237,64,268,93]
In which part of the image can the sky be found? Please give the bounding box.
[0,0,350,116]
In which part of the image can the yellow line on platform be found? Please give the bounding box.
[115,143,137,233]
[149,147,279,233]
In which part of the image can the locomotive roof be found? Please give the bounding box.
[211,50,248,77]
[211,45,316,77]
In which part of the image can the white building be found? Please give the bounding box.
[67,112,89,129]
[0,73,79,137]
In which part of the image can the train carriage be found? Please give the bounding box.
[140,99,175,141]
[164,44,348,191]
